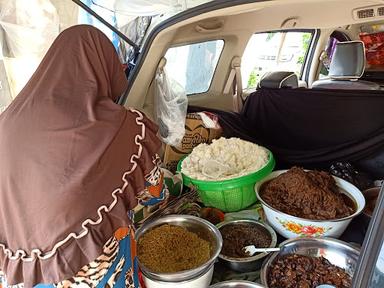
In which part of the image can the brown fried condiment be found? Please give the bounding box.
[268,254,352,288]
[137,224,210,273]
[220,223,271,258]
[260,167,355,220]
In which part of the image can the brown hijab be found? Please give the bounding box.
[0,25,160,286]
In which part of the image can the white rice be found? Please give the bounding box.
[181,137,269,181]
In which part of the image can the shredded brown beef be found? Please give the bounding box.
[261,167,354,220]
[268,254,352,288]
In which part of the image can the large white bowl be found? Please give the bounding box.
[255,170,365,238]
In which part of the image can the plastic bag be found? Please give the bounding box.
[155,66,188,146]
[0,0,59,58]
[114,0,173,16]
[224,206,264,222]
[0,0,60,97]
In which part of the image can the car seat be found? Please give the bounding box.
[312,41,380,90]
[257,71,298,89]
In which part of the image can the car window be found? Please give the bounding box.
[242,31,314,89]
[164,40,224,95]
[369,240,384,287]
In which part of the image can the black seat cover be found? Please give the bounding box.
[189,87,384,178]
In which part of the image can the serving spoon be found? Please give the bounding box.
[243,245,281,256]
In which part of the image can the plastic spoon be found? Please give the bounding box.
[243,245,281,256]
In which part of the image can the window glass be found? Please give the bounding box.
[242,31,313,89]
[165,40,224,95]
[369,239,384,287]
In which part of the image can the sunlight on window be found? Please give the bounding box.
[165,40,224,95]
[242,31,313,89]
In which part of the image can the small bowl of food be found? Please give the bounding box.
[217,219,277,272]
[255,167,365,238]
[136,215,223,288]
[260,237,360,288]
[210,280,265,287]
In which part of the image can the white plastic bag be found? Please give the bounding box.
[155,66,188,146]
[0,0,60,97]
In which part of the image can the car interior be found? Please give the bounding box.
[1,0,384,286]
[122,1,384,285]
[124,0,384,178]
[125,0,384,115]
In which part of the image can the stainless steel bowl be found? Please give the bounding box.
[217,219,277,272]
[260,237,360,287]
[135,214,223,282]
[210,280,265,287]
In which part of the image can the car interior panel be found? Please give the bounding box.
[129,1,384,181]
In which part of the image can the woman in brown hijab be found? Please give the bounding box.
[0,25,167,287]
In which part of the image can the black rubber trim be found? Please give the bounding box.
[119,0,272,105]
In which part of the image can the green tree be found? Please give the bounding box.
[297,33,312,65]
[266,32,276,42]
[247,69,261,89]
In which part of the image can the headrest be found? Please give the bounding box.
[329,41,365,80]
[258,71,298,89]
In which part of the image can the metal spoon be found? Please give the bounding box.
[243,245,281,256]
[316,285,336,288]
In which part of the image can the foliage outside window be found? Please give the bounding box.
[242,31,314,89]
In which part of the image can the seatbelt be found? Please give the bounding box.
[223,56,243,112]
[157,57,167,73]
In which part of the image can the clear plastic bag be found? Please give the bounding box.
[155,66,188,146]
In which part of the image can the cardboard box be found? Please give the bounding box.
[163,112,222,173]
